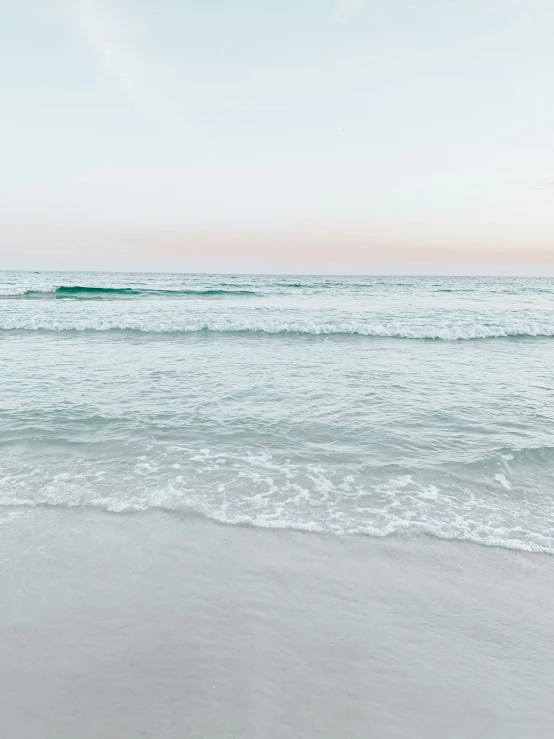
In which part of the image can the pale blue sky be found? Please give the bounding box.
[1,0,553,273]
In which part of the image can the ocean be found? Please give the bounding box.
[1,271,554,737]
[2,271,554,552]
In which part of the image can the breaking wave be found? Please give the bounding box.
[5,285,258,299]
[1,315,554,339]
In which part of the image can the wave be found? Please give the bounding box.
[3,440,554,555]
[1,316,554,339]
[6,285,258,299]
[2,499,552,554]
[487,444,554,465]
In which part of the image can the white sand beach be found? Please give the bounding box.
[1,507,552,738]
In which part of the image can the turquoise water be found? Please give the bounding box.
[1,271,554,551]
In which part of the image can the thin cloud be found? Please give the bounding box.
[70,0,188,137]
[533,181,554,190]
[332,0,366,23]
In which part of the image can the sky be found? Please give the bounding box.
[0,0,553,274]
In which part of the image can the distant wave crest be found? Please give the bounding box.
[6,285,258,299]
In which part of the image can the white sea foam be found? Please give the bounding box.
[3,494,552,553]
[2,314,554,339]
[494,473,512,489]
[1,452,553,554]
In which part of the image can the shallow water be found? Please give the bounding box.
[1,271,554,551]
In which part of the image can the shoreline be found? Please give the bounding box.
[3,502,553,556]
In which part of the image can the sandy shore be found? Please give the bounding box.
[1,506,553,738]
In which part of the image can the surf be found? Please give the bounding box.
[8,285,259,299]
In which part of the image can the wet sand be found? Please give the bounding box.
[1,507,553,738]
